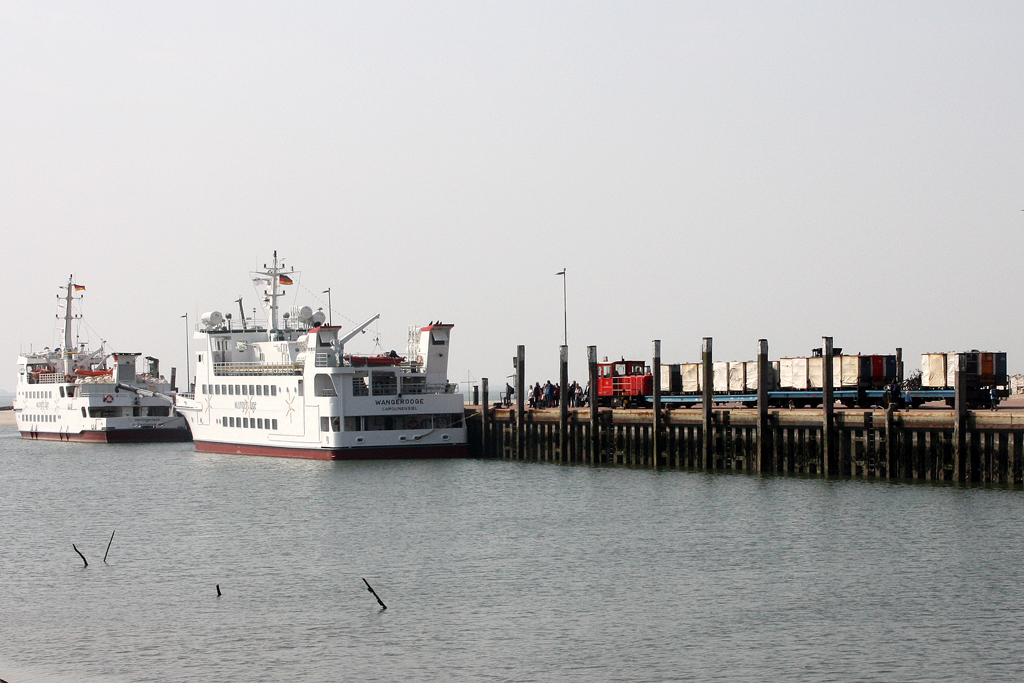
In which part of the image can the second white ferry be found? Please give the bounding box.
[14,278,191,442]
[175,253,468,459]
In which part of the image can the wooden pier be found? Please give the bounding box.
[464,340,1024,484]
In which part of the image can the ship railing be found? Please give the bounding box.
[37,373,66,384]
[314,352,341,368]
[178,392,195,400]
[213,361,302,376]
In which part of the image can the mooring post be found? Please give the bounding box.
[515,345,526,459]
[481,378,489,458]
[472,385,479,406]
[559,345,569,463]
[896,347,904,384]
[652,340,662,469]
[756,339,770,473]
[822,336,835,476]
[588,345,599,464]
[954,355,969,482]
[702,337,713,470]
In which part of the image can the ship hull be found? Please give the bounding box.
[194,439,468,460]
[20,428,193,443]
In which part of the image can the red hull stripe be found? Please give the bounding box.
[193,440,469,460]
[20,429,193,443]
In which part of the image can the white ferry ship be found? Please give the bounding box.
[174,254,468,459]
[13,278,191,442]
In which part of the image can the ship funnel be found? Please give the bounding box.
[419,323,453,386]
[113,353,140,384]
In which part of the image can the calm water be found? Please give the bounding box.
[2,424,1024,682]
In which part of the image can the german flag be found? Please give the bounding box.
[279,275,293,285]
[73,285,86,291]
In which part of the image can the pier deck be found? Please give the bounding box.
[465,400,1024,484]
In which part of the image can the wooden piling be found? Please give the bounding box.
[756,339,770,472]
[515,345,525,459]
[953,356,969,482]
[481,378,489,458]
[702,337,713,470]
[652,340,662,470]
[559,345,568,464]
[588,346,598,464]
[822,336,835,476]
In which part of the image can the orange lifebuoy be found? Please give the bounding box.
[103,394,114,403]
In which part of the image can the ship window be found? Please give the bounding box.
[249,385,255,395]
[228,385,234,395]
[332,417,341,432]
[270,385,276,396]
[352,374,369,396]
[371,372,398,396]
[345,417,361,431]
[315,374,337,397]
[215,385,220,395]
[264,420,270,430]
[272,419,278,429]
[256,385,262,396]
[250,419,255,428]
[243,417,249,428]
[402,376,426,394]
[229,417,234,427]
[321,417,329,432]
[297,380,304,397]
[431,331,446,345]
[235,385,241,395]
[59,387,65,397]
[81,408,86,417]
[67,386,75,397]
[257,418,263,428]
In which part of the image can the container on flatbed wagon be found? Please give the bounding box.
[780,358,809,390]
[922,351,1007,389]
[660,364,681,393]
[680,363,702,393]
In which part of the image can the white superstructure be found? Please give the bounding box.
[174,253,467,459]
[13,277,191,442]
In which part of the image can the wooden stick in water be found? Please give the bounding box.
[216,584,222,597]
[362,578,387,610]
[103,530,115,563]
[73,544,88,568]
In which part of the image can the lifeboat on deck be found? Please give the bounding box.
[346,354,405,367]
[75,368,114,377]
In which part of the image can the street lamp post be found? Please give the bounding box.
[181,313,190,392]
[556,269,567,347]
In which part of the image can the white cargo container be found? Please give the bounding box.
[808,357,824,389]
[681,363,702,393]
[921,353,947,388]
[744,361,780,391]
[780,358,809,390]
[835,355,864,388]
[728,362,747,393]
[660,364,681,393]
[713,362,729,393]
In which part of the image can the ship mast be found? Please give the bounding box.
[252,251,293,338]
[60,275,80,375]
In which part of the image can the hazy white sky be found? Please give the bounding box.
[2,1,1022,393]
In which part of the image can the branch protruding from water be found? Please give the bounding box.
[73,544,88,568]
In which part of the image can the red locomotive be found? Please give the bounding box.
[597,359,652,407]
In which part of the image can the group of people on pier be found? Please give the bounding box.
[517,380,588,409]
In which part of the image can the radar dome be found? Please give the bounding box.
[296,305,314,322]
[201,311,225,328]
[310,309,327,326]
